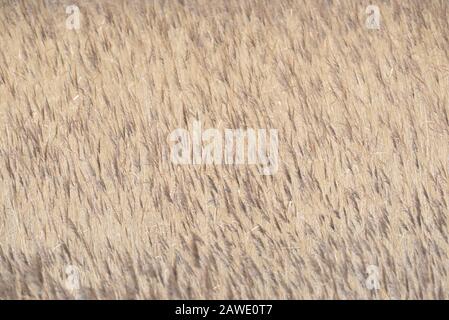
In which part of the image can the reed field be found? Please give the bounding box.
[0,0,448,299]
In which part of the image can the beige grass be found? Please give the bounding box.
[0,0,448,299]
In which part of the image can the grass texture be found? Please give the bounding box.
[0,0,448,299]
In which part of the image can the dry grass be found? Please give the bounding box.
[0,0,448,299]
